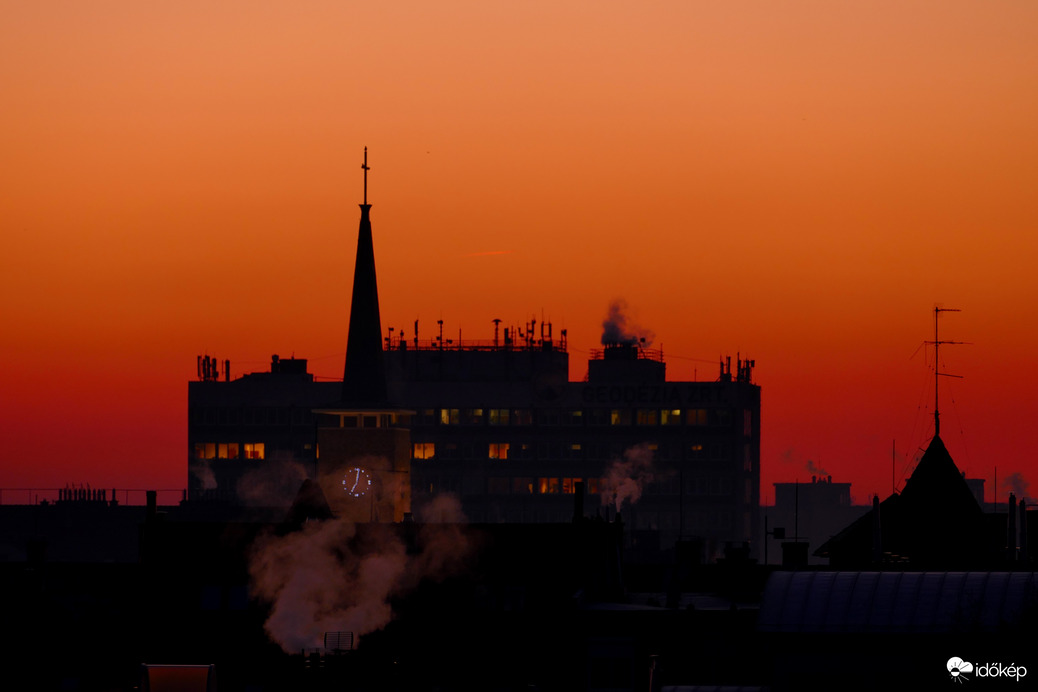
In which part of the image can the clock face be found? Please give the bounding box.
[342,467,372,497]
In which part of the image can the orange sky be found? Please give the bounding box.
[3,2,1037,504]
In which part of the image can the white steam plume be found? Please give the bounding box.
[248,494,475,652]
[600,443,659,512]
[191,460,218,491]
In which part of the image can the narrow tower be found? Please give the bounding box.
[315,149,411,522]
[342,146,388,406]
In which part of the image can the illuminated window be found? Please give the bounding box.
[243,443,265,459]
[489,408,510,425]
[588,478,599,495]
[464,408,484,425]
[564,410,584,425]
[217,443,239,459]
[538,477,560,494]
[193,443,216,460]
[440,409,460,425]
[689,444,704,460]
[562,477,581,494]
[661,409,682,425]
[687,409,707,425]
[413,442,436,460]
[609,409,631,425]
[488,443,510,460]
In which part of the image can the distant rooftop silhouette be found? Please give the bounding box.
[816,434,989,567]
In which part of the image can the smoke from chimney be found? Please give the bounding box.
[248,494,476,653]
[804,459,829,478]
[601,299,655,347]
[190,461,218,491]
[1002,472,1033,504]
[600,443,663,512]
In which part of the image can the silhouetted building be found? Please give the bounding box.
[765,476,869,565]
[186,160,761,559]
[815,435,1014,568]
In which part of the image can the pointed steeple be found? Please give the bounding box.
[341,147,388,405]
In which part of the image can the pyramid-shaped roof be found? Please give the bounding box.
[816,435,988,567]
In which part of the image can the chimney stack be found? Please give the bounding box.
[1008,492,1018,562]
[871,494,882,564]
[573,481,585,522]
[1021,499,1029,564]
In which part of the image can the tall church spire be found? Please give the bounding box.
[341,147,387,405]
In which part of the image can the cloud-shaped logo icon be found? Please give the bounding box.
[947,657,974,682]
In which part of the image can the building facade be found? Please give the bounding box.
[187,156,760,559]
[188,343,760,558]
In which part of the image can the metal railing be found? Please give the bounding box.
[0,488,186,507]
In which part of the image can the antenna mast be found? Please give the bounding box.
[928,306,964,436]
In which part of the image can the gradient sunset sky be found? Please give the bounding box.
[3,2,1037,504]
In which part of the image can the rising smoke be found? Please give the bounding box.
[804,459,829,478]
[779,449,829,479]
[601,299,655,347]
[190,460,218,491]
[1001,472,1033,503]
[247,494,476,653]
[600,443,663,512]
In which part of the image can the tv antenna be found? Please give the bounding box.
[925,306,967,436]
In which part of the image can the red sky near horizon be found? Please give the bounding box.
[3,2,1037,505]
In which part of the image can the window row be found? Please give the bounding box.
[418,474,743,498]
[424,476,600,496]
[413,441,746,463]
[190,407,314,427]
[412,407,745,429]
[192,442,266,460]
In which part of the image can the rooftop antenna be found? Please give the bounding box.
[926,306,965,436]
[361,146,370,204]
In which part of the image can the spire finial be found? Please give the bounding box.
[361,146,370,205]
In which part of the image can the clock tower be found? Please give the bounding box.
[315,149,411,522]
